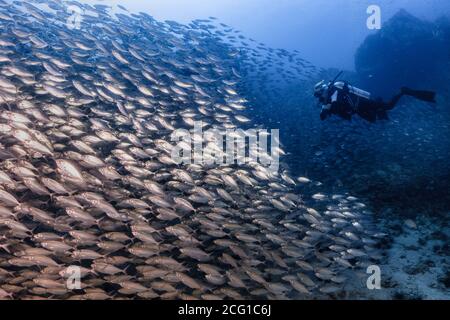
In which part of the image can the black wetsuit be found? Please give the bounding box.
[319,83,405,122]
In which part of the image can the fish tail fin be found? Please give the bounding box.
[96,216,106,226]
[121,265,131,274]
[0,244,11,254]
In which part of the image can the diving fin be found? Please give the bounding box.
[401,87,436,103]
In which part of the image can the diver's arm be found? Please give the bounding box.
[320,104,332,120]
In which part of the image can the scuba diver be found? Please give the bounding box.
[314,72,437,122]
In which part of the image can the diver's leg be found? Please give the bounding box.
[356,100,378,122]
[384,91,404,111]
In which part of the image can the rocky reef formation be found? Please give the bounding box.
[355,9,450,98]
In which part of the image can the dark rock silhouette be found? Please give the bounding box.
[355,9,449,99]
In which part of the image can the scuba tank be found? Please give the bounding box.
[330,71,372,100]
[333,81,371,100]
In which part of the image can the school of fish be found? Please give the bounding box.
[0,0,382,300]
